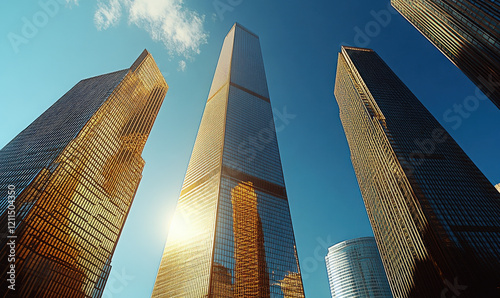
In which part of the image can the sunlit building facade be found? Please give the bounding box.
[391,0,500,109]
[325,237,392,298]
[152,23,305,297]
[0,50,167,297]
[334,46,500,297]
[496,183,500,193]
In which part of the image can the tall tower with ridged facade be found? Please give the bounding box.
[0,50,167,297]
[334,46,500,297]
[391,0,500,109]
[152,23,305,298]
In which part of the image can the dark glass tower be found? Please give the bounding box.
[391,0,500,109]
[334,46,500,297]
[152,23,305,297]
[0,50,167,297]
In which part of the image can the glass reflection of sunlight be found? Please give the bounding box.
[167,211,197,242]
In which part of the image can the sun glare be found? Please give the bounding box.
[168,211,197,241]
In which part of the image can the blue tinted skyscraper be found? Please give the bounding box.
[334,46,500,297]
[325,237,392,298]
[152,24,305,297]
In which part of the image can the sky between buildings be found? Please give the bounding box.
[1,0,499,297]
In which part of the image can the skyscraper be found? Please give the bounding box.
[496,183,500,193]
[0,50,167,297]
[334,46,500,297]
[325,237,392,298]
[391,0,500,109]
[152,23,305,297]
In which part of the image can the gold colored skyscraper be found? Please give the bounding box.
[0,50,167,297]
[231,182,270,297]
[391,0,500,109]
[152,23,305,297]
[334,46,500,297]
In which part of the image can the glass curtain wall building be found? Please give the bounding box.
[334,46,500,297]
[391,0,500,109]
[0,50,167,297]
[325,237,392,298]
[152,23,305,298]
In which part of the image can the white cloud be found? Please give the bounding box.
[178,60,187,72]
[94,0,122,30]
[92,0,208,60]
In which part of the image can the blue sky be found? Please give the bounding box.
[1,0,499,297]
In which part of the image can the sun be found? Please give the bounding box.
[167,211,198,242]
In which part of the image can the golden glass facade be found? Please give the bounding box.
[0,50,167,297]
[152,23,305,297]
[391,0,500,109]
[231,182,270,297]
[334,46,500,297]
